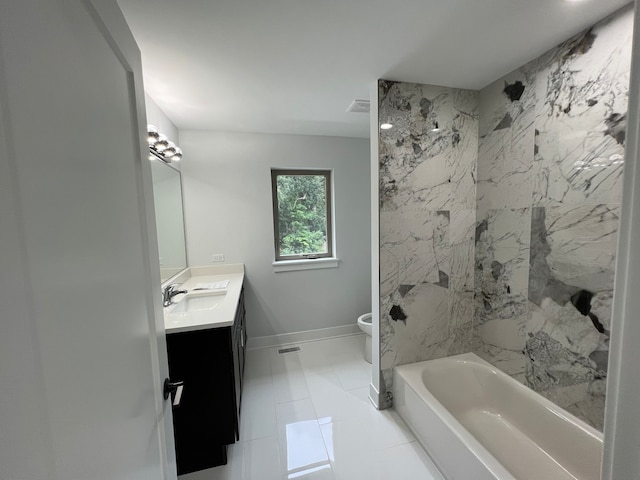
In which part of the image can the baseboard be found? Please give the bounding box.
[247,324,361,349]
[369,382,382,410]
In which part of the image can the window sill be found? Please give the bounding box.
[272,257,340,273]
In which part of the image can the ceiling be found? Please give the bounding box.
[118,0,632,139]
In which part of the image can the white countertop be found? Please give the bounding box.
[163,264,245,334]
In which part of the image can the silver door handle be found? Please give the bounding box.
[173,384,184,407]
[163,378,184,407]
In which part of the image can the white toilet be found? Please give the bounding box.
[357,313,372,364]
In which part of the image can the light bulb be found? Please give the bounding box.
[147,125,159,144]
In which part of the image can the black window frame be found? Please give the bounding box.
[271,169,333,262]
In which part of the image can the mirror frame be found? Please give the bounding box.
[150,156,188,282]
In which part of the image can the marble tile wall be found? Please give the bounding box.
[473,5,633,430]
[378,80,478,407]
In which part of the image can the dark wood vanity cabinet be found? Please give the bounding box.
[166,288,246,475]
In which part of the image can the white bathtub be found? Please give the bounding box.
[393,353,603,480]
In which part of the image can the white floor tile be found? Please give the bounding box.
[298,349,334,375]
[275,398,330,479]
[179,437,281,480]
[231,436,282,480]
[379,442,445,480]
[277,420,331,480]
[326,451,383,480]
[178,464,230,480]
[319,413,414,461]
[328,442,443,480]
[244,347,275,384]
[329,351,372,390]
[276,398,318,426]
[345,386,378,414]
[283,463,335,480]
[306,373,370,425]
[183,336,442,480]
[272,352,311,404]
[240,381,277,441]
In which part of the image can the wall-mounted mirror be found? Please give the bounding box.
[150,158,187,282]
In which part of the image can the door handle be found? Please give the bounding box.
[163,378,184,407]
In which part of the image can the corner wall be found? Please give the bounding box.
[377,81,479,406]
[145,94,179,153]
[474,5,633,430]
[375,6,633,429]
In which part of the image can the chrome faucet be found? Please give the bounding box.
[162,283,188,307]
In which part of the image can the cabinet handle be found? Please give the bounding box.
[163,378,185,407]
[173,384,184,407]
[240,333,244,348]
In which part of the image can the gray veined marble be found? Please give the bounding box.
[379,81,478,212]
[539,381,607,432]
[380,208,450,298]
[474,208,531,325]
[450,209,476,293]
[524,204,616,427]
[529,205,619,306]
[378,79,479,399]
[379,368,394,410]
[477,68,536,210]
[526,204,618,342]
[378,6,630,431]
[468,7,632,431]
[532,7,632,207]
[380,283,451,370]
[472,317,527,380]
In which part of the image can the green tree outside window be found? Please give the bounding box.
[271,170,332,260]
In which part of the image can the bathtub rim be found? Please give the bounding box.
[393,352,603,479]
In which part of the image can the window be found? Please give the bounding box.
[271,169,333,262]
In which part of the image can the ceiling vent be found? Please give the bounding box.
[347,99,370,113]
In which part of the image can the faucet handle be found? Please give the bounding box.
[162,283,177,306]
[162,283,188,307]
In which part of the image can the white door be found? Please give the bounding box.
[0,1,175,479]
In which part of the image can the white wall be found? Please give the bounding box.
[145,94,180,165]
[180,130,371,338]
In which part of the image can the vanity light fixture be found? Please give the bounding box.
[163,141,177,157]
[147,125,183,163]
[380,123,393,130]
[155,134,169,150]
[147,125,160,143]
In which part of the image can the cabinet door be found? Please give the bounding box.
[238,290,247,390]
[167,328,236,474]
[232,308,243,439]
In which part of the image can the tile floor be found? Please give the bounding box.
[180,334,444,480]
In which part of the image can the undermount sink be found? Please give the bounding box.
[169,290,227,314]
